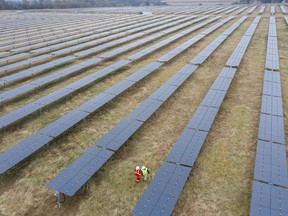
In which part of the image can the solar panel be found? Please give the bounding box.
[259,5,265,14]
[0,133,53,174]
[200,89,226,108]
[0,83,36,103]
[261,95,283,116]
[132,162,191,216]
[0,102,43,128]
[280,5,287,14]
[158,16,225,63]
[0,53,28,66]
[250,181,288,216]
[251,15,287,213]
[236,6,248,14]
[254,140,288,187]
[248,5,257,14]
[125,62,163,82]
[39,110,90,138]
[270,5,276,14]
[47,146,114,196]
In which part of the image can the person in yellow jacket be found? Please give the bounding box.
[141,166,150,181]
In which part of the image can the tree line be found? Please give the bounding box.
[0,0,166,10]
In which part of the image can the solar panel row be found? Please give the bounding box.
[259,5,266,14]
[265,17,280,69]
[0,53,29,66]
[46,17,243,197]
[248,5,258,14]
[214,7,233,15]
[271,5,276,15]
[132,16,259,216]
[225,6,240,14]
[285,16,288,25]
[236,6,249,14]
[250,16,288,216]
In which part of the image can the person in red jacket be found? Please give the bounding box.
[134,166,141,185]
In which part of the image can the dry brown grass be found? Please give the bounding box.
[0,12,287,216]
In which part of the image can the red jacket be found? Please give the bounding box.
[134,169,141,177]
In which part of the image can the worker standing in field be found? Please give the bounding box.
[134,166,141,185]
[141,166,150,181]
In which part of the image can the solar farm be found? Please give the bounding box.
[0,3,288,216]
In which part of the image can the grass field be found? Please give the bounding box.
[0,4,287,216]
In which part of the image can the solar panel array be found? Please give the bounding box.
[0,16,209,105]
[0,17,218,129]
[132,16,260,216]
[0,14,154,53]
[0,15,189,79]
[250,16,288,216]
[0,17,230,174]
[47,16,247,198]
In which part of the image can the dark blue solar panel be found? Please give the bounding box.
[95,117,143,151]
[0,102,43,128]
[149,84,178,102]
[39,110,89,138]
[77,93,115,114]
[186,105,219,132]
[104,80,135,96]
[47,146,114,196]
[250,181,288,216]
[0,133,53,174]
[179,130,208,167]
[132,162,191,216]
[261,95,283,117]
[0,83,36,103]
[125,62,163,82]
[258,114,285,145]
